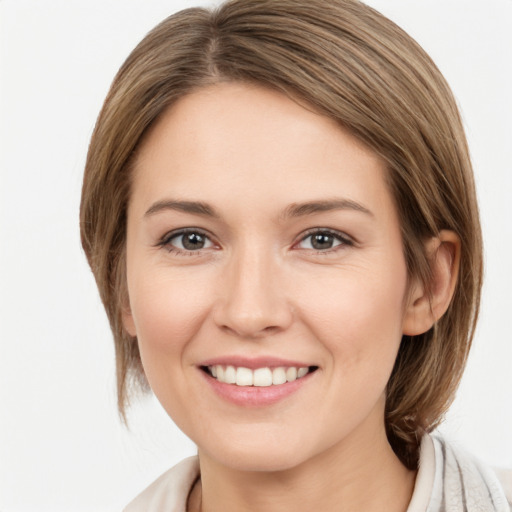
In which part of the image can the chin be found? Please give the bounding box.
[212,450,309,473]
[198,432,318,473]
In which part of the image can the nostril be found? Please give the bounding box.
[218,322,283,339]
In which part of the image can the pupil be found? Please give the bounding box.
[182,233,205,250]
[312,233,333,250]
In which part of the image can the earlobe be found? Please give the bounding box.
[122,308,137,337]
[119,266,137,337]
[402,230,461,336]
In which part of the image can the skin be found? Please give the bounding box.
[123,83,458,512]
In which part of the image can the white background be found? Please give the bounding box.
[0,1,511,510]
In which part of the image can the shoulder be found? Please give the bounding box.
[123,456,200,512]
[428,434,512,511]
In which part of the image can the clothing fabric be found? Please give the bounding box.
[124,434,512,512]
[408,435,511,512]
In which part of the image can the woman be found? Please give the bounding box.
[80,0,511,510]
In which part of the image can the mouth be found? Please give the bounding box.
[201,365,319,387]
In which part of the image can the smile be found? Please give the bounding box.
[204,365,317,387]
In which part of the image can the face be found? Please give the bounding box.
[124,83,412,472]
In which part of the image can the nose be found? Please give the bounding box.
[213,246,294,339]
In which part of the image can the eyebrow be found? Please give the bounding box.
[144,200,220,218]
[281,198,373,219]
[144,197,373,220]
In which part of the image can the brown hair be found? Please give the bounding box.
[80,0,482,469]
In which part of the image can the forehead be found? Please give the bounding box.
[130,82,394,221]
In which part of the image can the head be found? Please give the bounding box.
[80,0,482,469]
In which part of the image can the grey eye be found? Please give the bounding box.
[166,231,214,251]
[310,233,336,250]
[181,233,207,250]
[297,230,349,251]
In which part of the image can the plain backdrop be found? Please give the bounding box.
[1,1,511,510]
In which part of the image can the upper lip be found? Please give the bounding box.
[199,356,315,370]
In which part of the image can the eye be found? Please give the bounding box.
[161,229,214,252]
[296,229,352,251]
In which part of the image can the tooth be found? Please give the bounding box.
[297,367,309,378]
[253,367,272,387]
[211,364,310,386]
[286,367,297,382]
[236,367,253,386]
[225,365,236,384]
[272,367,287,385]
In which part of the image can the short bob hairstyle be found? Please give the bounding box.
[80,0,482,469]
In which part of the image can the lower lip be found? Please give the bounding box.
[201,370,313,407]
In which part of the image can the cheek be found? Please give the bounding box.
[127,268,217,416]
[296,260,408,367]
[128,268,213,358]
[297,262,408,429]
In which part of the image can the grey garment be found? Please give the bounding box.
[426,435,511,512]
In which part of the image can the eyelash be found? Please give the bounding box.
[157,228,216,255]
[295,228,354,254]
[157,228,354,256]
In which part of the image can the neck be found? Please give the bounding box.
[194,416,416,512]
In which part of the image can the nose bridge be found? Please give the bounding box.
[214,238,292,337]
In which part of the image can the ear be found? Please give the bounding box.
[116,249,138,338]
[402,230,461,336]
[120,283,137,337]
[122,306,137,337]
